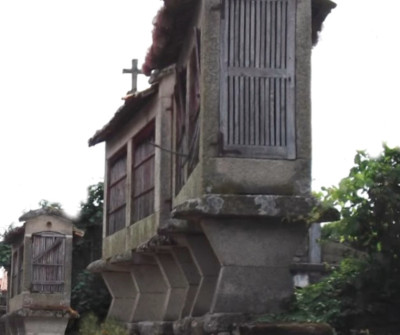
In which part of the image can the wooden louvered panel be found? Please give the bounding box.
[32,233,65,293]
[221,0,296,158]
[132,128,155,223]
[107,151,127,235]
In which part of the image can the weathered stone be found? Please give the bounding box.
[203,313,249,334]
[172,195,316,220]
[239,323,334,335]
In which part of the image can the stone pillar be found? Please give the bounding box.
[171,247,201,317]
[131,255,169,321]
[176,235,220,317]
[156,252,189,321]
[102,271,139,322]
[202,217,307,314]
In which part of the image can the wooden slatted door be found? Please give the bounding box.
[220,0,296,158]
[31,232,66,293]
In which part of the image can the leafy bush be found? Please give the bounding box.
[262,146,400,334]
[319,146,400,265]
[71,270,111,319]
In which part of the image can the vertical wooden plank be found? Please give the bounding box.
[228,76,233,144]
[266,0,271,68]
[243,77,247,144]
[265,77,270,146]
[260,77,266,145]
[234,76,240,145]
[240,0,245,67]
[281,78,287,146]
[276,0,282,69]
[234,0,240,67]
[229,0,235,67]
[282,0,288,69]
[250,0,255,67]
[260,0,266,68]
[255,0,261,68]
[270,78,276,146]
[270,1,276,69]
[244,0,250,68]
[276,77,281,146]
[255,77,260,145]
[239,76,244,145]
[249,76,255,145]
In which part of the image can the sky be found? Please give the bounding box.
[0,0,399,231]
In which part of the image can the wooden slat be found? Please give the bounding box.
[276,77,281,146]
[32,238,62,263]
[260,0,266,68]
[266,0,271,68]
[260,77,266,145]
[281,0,288,69]
[281,78,287,145]
[249,76,255,145]
[229,0,234,67]
[239,0,244,67]
[234,76,239,145]
[270,1,275,68]
[255,0,261,68]
[276,0,282,69]
[255,77,260,145]
[250,0,255,67]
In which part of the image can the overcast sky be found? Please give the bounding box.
[0,0,399,231]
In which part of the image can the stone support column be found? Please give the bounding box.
[102,271,139,322]
[131,255,169,321]
[171,247,201,317]
[156,252,189,321]
[175,235,220,316]
[201,218,307,314]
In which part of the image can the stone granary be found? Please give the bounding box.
[88,0,336,333]
[3,209,78,335]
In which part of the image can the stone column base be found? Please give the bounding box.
[125,314,334,335]
[4,310,70,335]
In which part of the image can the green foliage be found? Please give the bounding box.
[286,258,366,330]
[76,182,104,228]
[0,242,11,272]
[67,182,109,334]
[38,199,63,210]
[79,313,128,335]
[320,145,400,265]
[71,271,111,319]
[0,223,16,271]
[265,146,400,334]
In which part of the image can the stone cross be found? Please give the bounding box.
[123,59,142,94]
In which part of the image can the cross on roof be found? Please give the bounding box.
[123,59,142,94]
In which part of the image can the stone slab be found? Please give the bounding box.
[211,266,295,314]
[202,218,307,267]
[172,195,315,220]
